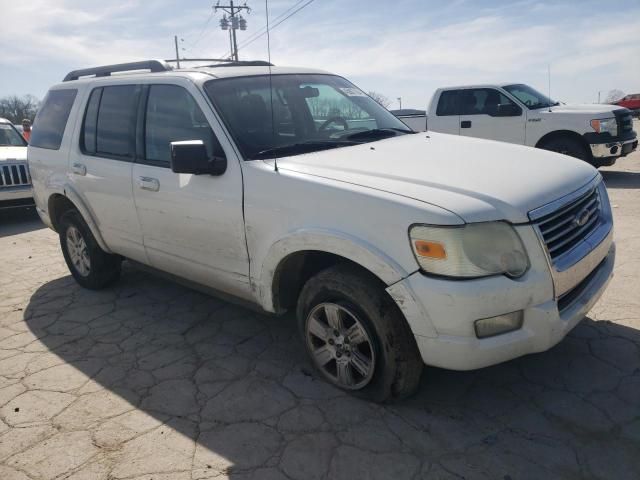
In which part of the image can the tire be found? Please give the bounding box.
[539,136,590,163]
[59,209,121,289]
[296,264,423,402]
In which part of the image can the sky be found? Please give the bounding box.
[1,0,639,110]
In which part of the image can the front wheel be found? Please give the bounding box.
[297,264,423,402]
[539,136,590,163]
[59,210,121,289]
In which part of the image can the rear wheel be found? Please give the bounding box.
[539,136,590,163]
[297,264,423,402]
[59,210,121,289]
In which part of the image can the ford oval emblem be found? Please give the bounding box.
[574,208,591,227]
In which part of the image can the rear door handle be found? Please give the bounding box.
[461,120,472,128]
[137,176,160,192]
[72,163,87,176]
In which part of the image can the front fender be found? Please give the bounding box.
[255,228,412,313]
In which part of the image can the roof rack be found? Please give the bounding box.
[63,60,172,82]
[164,59,274,68]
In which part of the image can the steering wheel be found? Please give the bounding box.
[319,116,349,132]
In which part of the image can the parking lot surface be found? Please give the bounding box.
[1,147,639,479]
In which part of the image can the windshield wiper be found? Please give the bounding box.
[252,140,357,159]
[345,128,414,141]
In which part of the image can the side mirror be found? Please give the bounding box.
[493,103,522,117]
[170,140,227,176]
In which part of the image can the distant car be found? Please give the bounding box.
[0,117,34,210]
[614,94,640,118]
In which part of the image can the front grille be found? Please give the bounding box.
[557,258,605,312]
[535,187,601,261]
[614,108,634,137]
[0,163,31,187]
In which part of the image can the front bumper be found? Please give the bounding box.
[0,186,34,209]
[387,221,615,371]
[589,137,637,159]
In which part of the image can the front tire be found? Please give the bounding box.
[59,210,121,289]
[539,136,590,163]
[296,264,423,402]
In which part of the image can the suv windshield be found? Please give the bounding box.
[0,124,27,147]
[204,74,412,159]
[503,84,559,110]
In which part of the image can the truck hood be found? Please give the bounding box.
[275,132,598,223]
[0,146,28,161]
[544,103,619,116]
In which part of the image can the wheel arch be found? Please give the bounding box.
[257,230,412,314]
[535,130,593,160]
[47,188,112,253]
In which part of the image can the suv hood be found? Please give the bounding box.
[0,146,28,161]
[275,132,597,223]
[544,103,619,116]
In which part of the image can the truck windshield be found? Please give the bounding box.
[0,124,27,147]
[503,84,559,110]
[204,74,412,160]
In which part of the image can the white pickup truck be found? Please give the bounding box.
[421,83,638,167]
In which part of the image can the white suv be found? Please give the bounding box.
[1,117,33,210]
[29,60,615,401]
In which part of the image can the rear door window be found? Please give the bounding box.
[436,90,459,116]
[95,85,139,159]
[30,89,77,150]
[81,88,102,154]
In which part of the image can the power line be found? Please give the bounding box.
[234,0,306,50]
[218,0,314,58]
[186,8,217,50]
[240,0,315,50]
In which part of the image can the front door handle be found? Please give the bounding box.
[461,120,472,128]
[72,163,87,176]
[137,176,160,192]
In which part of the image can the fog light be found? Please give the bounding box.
[474,311,523,339]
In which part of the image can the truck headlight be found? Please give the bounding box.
[409,222,529,278]
[590,118,617,136]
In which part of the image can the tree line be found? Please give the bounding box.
[0,95,40,124]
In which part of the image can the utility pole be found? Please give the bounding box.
[174,35,181,69]
[215,1,250,61]
[397,97,402,110]
[598,91,601,103]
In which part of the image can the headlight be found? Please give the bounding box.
[590,118,617,136]
[409,222,529,278]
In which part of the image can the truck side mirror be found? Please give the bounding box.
[170,140,227,176]
[493,103,522,117]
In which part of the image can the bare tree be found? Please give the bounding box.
[367,91,391,109]
[0,95,40,124]
[604,89,625,104]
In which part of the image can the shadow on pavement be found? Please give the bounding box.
[18,267,640,479]
[0,208,44,237]
[601,170,640,189]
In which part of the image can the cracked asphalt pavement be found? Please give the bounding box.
[1,148,639,479]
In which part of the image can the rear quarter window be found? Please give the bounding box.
[30,89,78,150]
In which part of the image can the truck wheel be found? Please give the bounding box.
[296,264,423,402]
[539,136,590,162]
[59,210,121,289]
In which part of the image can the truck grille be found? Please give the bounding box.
[614,108,634,137]
[0,163,31,187]
[535,187,601,261]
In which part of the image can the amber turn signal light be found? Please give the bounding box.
[414,240,447,260]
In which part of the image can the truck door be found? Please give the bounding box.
[458,88,525,144]
[429,90,460,135]
[131,81,251,300]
